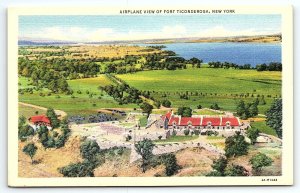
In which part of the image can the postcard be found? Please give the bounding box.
[8,6,293,186]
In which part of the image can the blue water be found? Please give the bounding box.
[141,42,281,67]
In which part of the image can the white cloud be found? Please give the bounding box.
[21,25,280,42]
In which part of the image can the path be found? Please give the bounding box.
[19,102,67,119]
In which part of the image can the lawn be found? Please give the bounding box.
[139,116,148,127]
[117,68,281,114]
[251,121,277,136]
[193,109,224,115]
[154,135,199,143]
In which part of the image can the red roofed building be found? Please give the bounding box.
[179,117,201,128]
[29,115,51,126]
[169,116,180,126]
[221,117,240,127]
[202,117,221,127]
[162,111,241,131]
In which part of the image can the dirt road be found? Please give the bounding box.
[19,102,67,119]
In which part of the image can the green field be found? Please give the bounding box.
[19,67,281,117]
[193,109,224,115]
[18,104,47,119]
[19,75,138,116]
[117,68,281,113]
[251,121,277,136]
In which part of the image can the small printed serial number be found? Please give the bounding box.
[261,178,278,182]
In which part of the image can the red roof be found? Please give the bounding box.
[221,117,239,126]
[179,117,201,126]
[168,117,180,125]
[30,115,51,124]
[165,111,172,120]
[202,117,221,126]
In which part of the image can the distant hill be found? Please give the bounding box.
[18,40,75,46]
[137,34,282,44]
[19,34,281,46]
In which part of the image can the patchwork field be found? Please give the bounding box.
[19,45,163,60]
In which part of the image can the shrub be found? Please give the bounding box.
[194,129,200,136]
[80,140,100,161]
[59,161,95,177]
[172,130,177,136]
[207,130,218,136]
[158,136,162,140]
[160,153,180,176]
[224,164,248,176]
[225,131,249,157]
[126,135,132,141]
[247,127,259,144]
[250,153,273,173]
[183,129,190,136]
[197,104,202,109]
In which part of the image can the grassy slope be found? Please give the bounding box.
[251,121,277,136]
[18,103,47,119]
[19,75,138,116]
[117,68,281,113]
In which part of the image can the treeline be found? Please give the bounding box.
[208,61,282,71]
[256,62,282,71]
[208,61,252,69]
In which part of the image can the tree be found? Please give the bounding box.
[18,116,26,128]
[160,153,180,176]
[250,153,273,174]
[46,108,60,128]
[236,100,246,117]
[260,98,266,105]
[224,164,248,176]
[206,157,228,176]
[210,103,220,110]
[162,99,171,108]
[183,129,190,136]
[80,140,100,161]
[59,160,95,177]
[135,138,155,173]
[225,131,249,157]
[247,127,260,144]
[23,143,38,164]
[197,104,202,109]
[248,102,258,117]
[154,100,161,108]
[177,107,192,117]
[18,116,34,140]
[140,102,153,117]
[266,99,282,138]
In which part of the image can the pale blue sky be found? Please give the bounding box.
[19,15,281,42]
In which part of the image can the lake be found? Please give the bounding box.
[141,42,281,66]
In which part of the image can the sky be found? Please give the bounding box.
[19,15,281,42]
